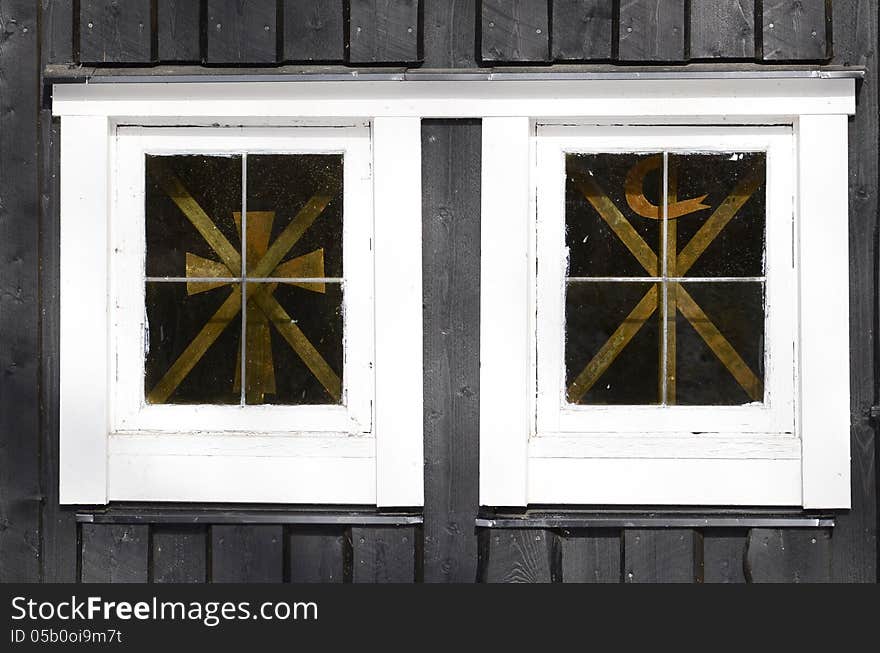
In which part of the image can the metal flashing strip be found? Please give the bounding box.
[77,510,423,526]
[476,512,835,529]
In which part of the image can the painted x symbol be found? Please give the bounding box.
[146,160,342,404]
[567,160,765,404]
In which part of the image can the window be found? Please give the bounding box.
[56,107,423,506]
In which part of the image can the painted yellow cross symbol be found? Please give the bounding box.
[567,155,765,405]
[146,160,342,405]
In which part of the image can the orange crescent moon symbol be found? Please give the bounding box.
[624,155,711,220]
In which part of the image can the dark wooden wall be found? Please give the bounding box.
[0,0,875,583]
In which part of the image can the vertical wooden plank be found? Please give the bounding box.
[482,530,555,583]
[282,0,344,62]
[559,530,621,583]
[206,0,278,64]
[157,0,201,62]
[762,0,830,61]
[79,0,153,64]
[152,526,207,583]
[348,0,421,64]
[479,118,530,507]
[352,527,416,583]
[745,529,832,582]
[624,530,697,583]
[481,0,549,63]
[81,524,149,583]
[798,114,851,509]
[42,0,74,64]
[374,117,424,507]
[703,530,747,583]
[690,0,756,59]
[0,0,41,583]
[288,527,347,583]
[618,0,686,62]
[423,0,477,67]
[211,525,284,583]
[422,120,481,583]
[552,0,614,61]
[830,0,878,583]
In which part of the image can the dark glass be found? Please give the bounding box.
[672,152,766,278]
[256,282,344,405]
[246,154,343,279]
[565,153,663,278]
[674,282,765,405]
[565,282,660,405]
[145,155,242,278]
[144,282,241,405]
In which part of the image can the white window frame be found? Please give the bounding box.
[53,76,855,510]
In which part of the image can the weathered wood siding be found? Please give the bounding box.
[0,0,873,584]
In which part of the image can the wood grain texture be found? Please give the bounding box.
[481,0,550,63]
[552,0,614,61]
[157,0,201,62]
[206,0,278,64]
[423,0,477,67]
[81,525,149,583]
[690,0,755,59]
[211,525,284,582]
[422,120,481,583]
[483,530,555,583]
[745,529,832,582]
[702,530,747,583]
[624,530,697,583]
[559,531,621,582]
[352,526,416,582]
[830,0,878,584]
[152,526,207,583]
[283,0,344,62]
[618,0,686,62]
[288,527,347,582]
[348,0,421,64]
[0,0,41,583]
[762,0,830,61]
[79,0,152,64]
[42,0,74,64]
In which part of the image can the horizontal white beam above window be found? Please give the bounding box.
[53,78,856,120]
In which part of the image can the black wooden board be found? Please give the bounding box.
[211,525,284,582]
[283,0,345,62]
[624,530,697,583]
[618,0,686,62]
[423,0,477,67]
[288,527,347,582]
[480,0,550,63]
[422,120,481,583]
[482,530,555,583]
[552,0,614,61]
[702,529,747,583]
[559,530,621,582]
[762,0,829,61]
[206,0,278,64]
[0,0,41,584]
[690,0,756,59]
[80,525,150,583]
[42,0,74,64]
[745,529,832,582]
[152,526,207,583]
[351,526,416,582]
[79,0,153,64]
[348,0,421,64]
[157,0,201,63]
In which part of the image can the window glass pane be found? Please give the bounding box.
[672,152,766,278]
[675,282,765,406]
[146,155,242,279]
[565,282,660,405]
[144,281,241,405]
[566,153,662,278]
